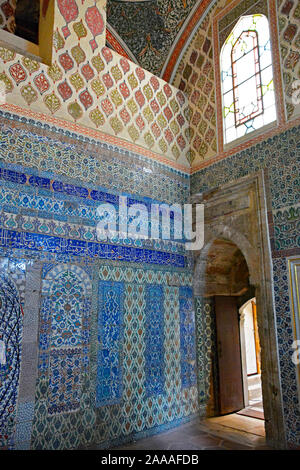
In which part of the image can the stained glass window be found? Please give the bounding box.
[221,15,276,145]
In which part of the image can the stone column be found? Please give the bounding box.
[0,0,17,34]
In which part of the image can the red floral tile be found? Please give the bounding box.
[203,61,212,75]
[101,46,113,63]
[164,129,174,144]
[120,57,130,73]
[151,122,161,138]
[283,24,298,42]
[163,106,173,122]
[191,111,201,126]
[176,113,185,127]
[177,135,186,150]
[59,52,74,71]
[79,89,93,110]
[136,114,145,130]
[163,83,172,99]
[191,90,200,105]
[190,50,198,65]
[34,73,50,95]
[101,98,114,116]
[204,81,213,95]
[57,80,73,101]
[204,104,214,121]
[81,64,95,81]
[135,90,145,108]
[281,0,294,16]
[9,63,27,85]
[150,99,160,114]
[193,135,202,150]
[119,81,130,99]
[150,76,160,91]
[190,72,198,86]
[176,91,185,106]
[203,38,211,54]
[120,108,131,124]
[103,72,114,90]
[179,80,186,91]
[136,67,145,82]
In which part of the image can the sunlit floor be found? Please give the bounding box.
[238,374,264,420]
[111,415,269,451]
[237,399,264,420]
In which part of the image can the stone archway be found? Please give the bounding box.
[191,171,286,449]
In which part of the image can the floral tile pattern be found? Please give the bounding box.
[106,0,199,77]
[0,0,191,166]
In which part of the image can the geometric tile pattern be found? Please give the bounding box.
[122,282,146,435]
[191,125,299,212]
[31,264,93,449]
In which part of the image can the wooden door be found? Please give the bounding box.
[215,296,244,415]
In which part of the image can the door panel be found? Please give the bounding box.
[215,296,244,415]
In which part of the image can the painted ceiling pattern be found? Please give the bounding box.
[106,0,200,76]
[0,0,191,167]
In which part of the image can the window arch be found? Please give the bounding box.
[220,14,276,145]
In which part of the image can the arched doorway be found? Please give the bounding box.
[203,238,264,418]
[192,172,286,448]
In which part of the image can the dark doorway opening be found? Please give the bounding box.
[15,0,40,44]
[203,238,265,435]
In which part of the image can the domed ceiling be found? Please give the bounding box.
[106,0,202,79]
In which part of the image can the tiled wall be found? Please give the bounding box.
[0,0,191,167]
[0,116,197,450]
[191,123,300,446]
[173,0,300,166]
[277,0,300,120]
[0,0,299,452]
[173,0,219,164]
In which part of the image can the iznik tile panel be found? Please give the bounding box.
[97,281,124,407]
[0,273,23,449]
[179,286,197,389]
[145,285,165,397]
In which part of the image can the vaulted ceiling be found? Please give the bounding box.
[106,0,201,78]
